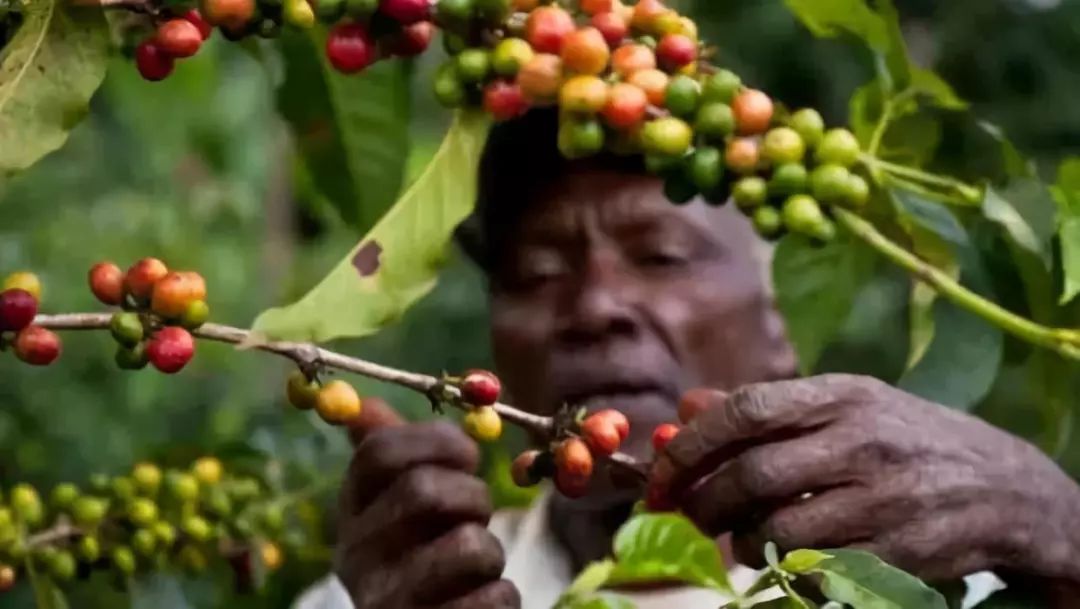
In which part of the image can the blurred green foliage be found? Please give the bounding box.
[0,0,1078,606]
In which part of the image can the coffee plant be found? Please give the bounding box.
[1,0,1078,606]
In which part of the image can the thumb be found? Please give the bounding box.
[344,395,406,446]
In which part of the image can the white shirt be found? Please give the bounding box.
[293,489,1005,609]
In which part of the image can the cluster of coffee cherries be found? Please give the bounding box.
[285,369,364,426]
[133,9,213,82]
[86,258,209,374]
[0,272,62,367]
[0,457,289,594]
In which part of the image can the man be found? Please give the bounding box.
[298,109,1080,609]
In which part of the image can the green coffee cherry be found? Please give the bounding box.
[492,38,533,76]
[128,498,158,527]
[71,497,108,528]
[49,550,77,581]
[260,505,286,533]
[153,522,177,547]
[455,48,491,83]
[112,547,136,576]
[558,119,605,160]
[663,174,698,205]
[0,508,15,543]
[753,206,784,239]
[182,516,213,542]
[89,474,110,493]
[768,163,809,198]
[5,538,27,563]
[665,75,701,118]
[701,69,741,104]
[110,313,144,347]
[344,0,376,18]
[132,463,162,496]
[816,128,861,168]
[111,477,136,501]
[132,529,157,558]
[733,177,768,210]
[641,117,693,158]
[783,195,832,240]
[180,300,210,330]
[166,472,200,503]
[205,488,232,519]
[50,483,79,511]
[229,478,262,503]
[695,103,735,141]
[474,0,510,21]
[762,127,806,165]
[436,0,473,26]
[115,343,149,370]
[843,174,871,209]
[433,62,467,109]
[10,484,43,526]
[686,147,724,193]
[789,108,825,148]
[645,153,683,177]
[77,535,101,563]
[809,164,851,203]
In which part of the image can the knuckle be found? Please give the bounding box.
[354,425,405,469]
[449,522,505,570]
[426,420,482,469]
[736,449,778,497]
[397,466,443,512]
[484,580,522,609]
[763,510,803,549]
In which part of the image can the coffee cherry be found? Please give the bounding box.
[483,81,528,122]
[435,0,471,25]
[432,62,467,108]
[315,0,346,21]
[50,483,79,511]
[591,11,628,47]
[561,27,609,75]
[580,0,612,14]
[177,545,208,573]
[380,0,429,24]
[14,326,61,366]
[602,82,647,129]
[641,117,692,158]
[511,450,544,487]
[809,164,851,204]
[3,272,42,301]
[182,9,213,40]
[286,370,320,410]
[626,68,668,106]
[630,0,667,32]
[644,481,674,511]
[842,174,871,209]
[192,456,224,486]
[789,108,825,148]
[554,468,590,499]
[125,258,169,305]
[560,75,609,114]
[146,326,194,374]
[135,41,175,82]
[180,300,210,330]
[769,163,809,198]
[664,173,697,205]
[261,541,284,571]
[132,462,162,495]
[687,146,724,193]
[156,19,203,58]
[694,102,734,141]
[113,476,137,501]
[0,565,15,592]
[128,497,158,527]
[762,127,806,165]
[651,423,680,453]
[592,409,629,441]
[110,312,144,347]
[326,23,376,74]
[204,487,232,518]
[77,535,101,563]
[0,289,37,332]
[732,88,774,136]
[611,43,655,77]
[816,128,861,168]
[315,380,363,425]
[492,38,534,77]
[166,472,200,502]
[677,388,714,424]
[456,48,492,83]
[10,484,43,526]
[558,118,604,159]
[664,74,700,117]
[733,176,768,210]
[526,6,574,54]
[457,370,499,406]
[580,415,621,456]
[517,53,563,103]
[656,33,696,70]
[48,551,76,581]
[284,0,317,29]
[701,69,741,104]
[783,195,829,239]
[153,521,177,547]
[88,262,124,306]
[554,437,594,478]
[133,529,157,556]
[199,0,255,26]
[115,343,149,370]
[71,497,108,528]
[463,406,503,442]
[725,137,760,174]
[111,547,137,575]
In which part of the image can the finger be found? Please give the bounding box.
[342,421,481,515]
[434,579,521,609]
[678,431,856,533]
[406,523,507,604]
[342,467,493,555]
[345,396,406,446]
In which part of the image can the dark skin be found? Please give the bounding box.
[336,167,1080,608]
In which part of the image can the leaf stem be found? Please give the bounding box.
[833,209,1080,361]
[866,88,917,157]
[862,156,983,204]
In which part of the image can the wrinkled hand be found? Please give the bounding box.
[335,399,520,609]
[654,374,1080,589]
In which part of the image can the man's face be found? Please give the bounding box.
[488,168,796,459]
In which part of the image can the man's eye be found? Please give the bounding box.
[636,251,689,269]
[516,256,567,286]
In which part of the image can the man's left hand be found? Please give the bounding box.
[653,374,1080,589]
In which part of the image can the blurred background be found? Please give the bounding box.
[0,0,1078,606]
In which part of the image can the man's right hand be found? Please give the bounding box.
[336,398,520,609]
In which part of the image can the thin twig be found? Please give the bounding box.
[27,522,82,549]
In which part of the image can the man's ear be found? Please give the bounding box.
[345,396,405,447]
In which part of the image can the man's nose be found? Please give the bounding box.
[556,251,638,344]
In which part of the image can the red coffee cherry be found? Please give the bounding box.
[151,271,206,320]
[592,408,629,441]
[554,468,590,499]
[526,5,575,54]
[656,33,696,71]
[580,414,621,457]
[591,11,628,48]
[732,88,774,136]
[326,23,376,74]
[678,388,717,424]
[379,0,430,24]
[198,0,256,27]
[561,27,610,75]
[14,325,61,366]
[183,9,213,40]
[554,437,594,479]
[135,41,175,82]
[460,369,501,406]
[88,262,124,306]
[386,21,434,57]
[602,82,647,130]
[156,19,203,58]
[651,423,680,454]
[0,289,38,332]
[147,327,195,374]
[511,450,545,488]
[125,258,169,304]
[483,81,529,122]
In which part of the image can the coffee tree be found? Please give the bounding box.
[1,0,1078,606]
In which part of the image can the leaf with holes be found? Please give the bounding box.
[251,112,491,342]
[0,0,109,176]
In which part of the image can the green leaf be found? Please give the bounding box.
[979,122,1035,179]
[26,562,69,609]
[753,598,819,609]
[909,68,968,111]
[555,594,636,609]
[1060,217,1080,306]
[608,513,731,592]
[773,232,876,374]
[781,549,832,574]
[565,561,616,598]
[277,30,412,233]
[812,549,948,609]
[251,111,492,342]
[782,0,891,54]
[0,0,109,176]
[982,187,1054,271]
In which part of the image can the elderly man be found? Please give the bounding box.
[296,109,1080,609]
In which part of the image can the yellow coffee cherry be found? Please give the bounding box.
[463,406,503,443]
[3,272,42,301]
[192,457,223,486]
